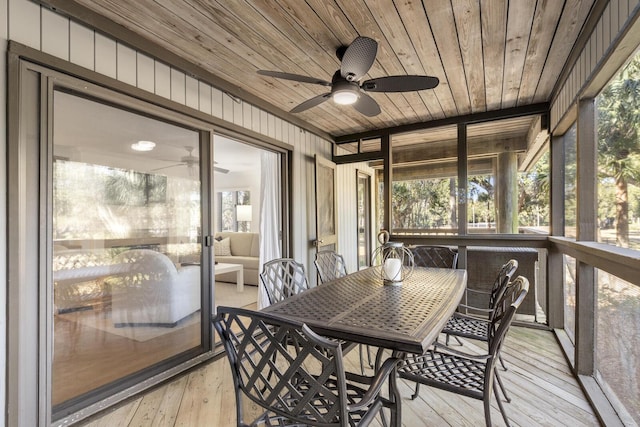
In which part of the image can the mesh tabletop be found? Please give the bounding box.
[263,266,467,354]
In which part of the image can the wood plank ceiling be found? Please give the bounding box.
[57,0,596,139]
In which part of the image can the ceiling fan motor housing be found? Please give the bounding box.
[331,78,360,104]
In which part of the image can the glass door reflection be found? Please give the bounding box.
[52,90,204,410]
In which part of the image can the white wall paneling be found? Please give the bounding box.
[185,75,199,110]
[198,81,212,115]
[242,101,252,130]
[94,32,116,78]
[232,97,243,126]
[170,68,186,104]
[8,0,39,49]
[211,86,223,118]
[69,21,94,70]
[154,60,170,99]
[116,42,136,86]
[136,52,155,93]
[41,7,68,60]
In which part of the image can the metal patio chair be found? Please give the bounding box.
[314,250,373,375]
[314,250,348,284]
[214,306,401,427]
[443,259,519,369]
[398,276,530,427]
[260,258,310,305]
[408,245,458,269]
[405,260,519,401]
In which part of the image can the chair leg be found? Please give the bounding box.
[493,383,512,427]
[446,333,464,346]
[499,353,508,370]
[367,345,374,369]
[359,345,365,375]
[410,383,421,400]
[494,371,511,402]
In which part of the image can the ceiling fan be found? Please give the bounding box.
[152,146,230,175]
[258,36,439,117]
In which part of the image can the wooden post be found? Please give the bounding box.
[575,99,596,376]
[496,151,518,233]
[457,124,467,268]
[382,134,392,233]
[548,133,565,329]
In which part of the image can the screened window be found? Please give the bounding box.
[596,51,640,249]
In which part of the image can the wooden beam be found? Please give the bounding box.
[391,158,493,181]
[332,151,383,164]
[335,103,550,143]
[392,136,526,166]
[519,115,550,171]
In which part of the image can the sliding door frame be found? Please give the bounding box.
[8,40,294,426]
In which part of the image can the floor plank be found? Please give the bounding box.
[80,326,601,426]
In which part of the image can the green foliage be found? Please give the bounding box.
[388,150,551,232]
[597,53,640,246]
[391,178,456,229]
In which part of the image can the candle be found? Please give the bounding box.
[383,258,402,282]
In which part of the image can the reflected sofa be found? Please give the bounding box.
[111,249,201,327]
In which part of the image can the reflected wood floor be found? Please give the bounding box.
[79,327,601,426]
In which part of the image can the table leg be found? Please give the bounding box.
[237,268,244,293]
[375,348,402,427]
[389,350,402,427]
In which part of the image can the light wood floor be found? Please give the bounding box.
[78,326,601,426]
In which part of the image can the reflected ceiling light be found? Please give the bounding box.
[332,90,359,105]
[131,140,156,151]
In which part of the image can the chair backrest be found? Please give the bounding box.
[214,306,351,426]
[409,246,458,269]
[488,276,529,358]
[314,250,348,284]
[488,259,519,312]
[260,258,310,305]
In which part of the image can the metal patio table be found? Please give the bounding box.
[263,266,467,426]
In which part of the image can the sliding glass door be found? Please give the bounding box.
[8,61,214,424]
[51,89,211,416]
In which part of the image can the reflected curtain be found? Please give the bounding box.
[258,151,281,309]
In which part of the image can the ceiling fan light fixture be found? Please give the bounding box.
[333,90,359,105]
[131,140,156,151]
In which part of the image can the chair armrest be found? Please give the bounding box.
[432,341,490,361]
[451,311,492,323]
[456,303,494,314]
[465,288,491,296]
[346,357,401,411]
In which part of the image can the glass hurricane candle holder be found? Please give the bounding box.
[371,230,414,286]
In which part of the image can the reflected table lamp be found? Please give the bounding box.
[236,205,252,232]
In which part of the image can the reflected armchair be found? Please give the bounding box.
[111,249,200,327]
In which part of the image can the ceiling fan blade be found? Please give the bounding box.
[353,93,381,117]
[257,70,331,86]
[290,93,331,113]
[214,166,230,174]
[150,163,183,172]
[361,75,440,92]
[340,36,378,81]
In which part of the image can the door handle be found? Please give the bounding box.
[313,239,324,247]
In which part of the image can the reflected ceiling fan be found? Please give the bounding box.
[152,146,230,175]
[258,36,439,117]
